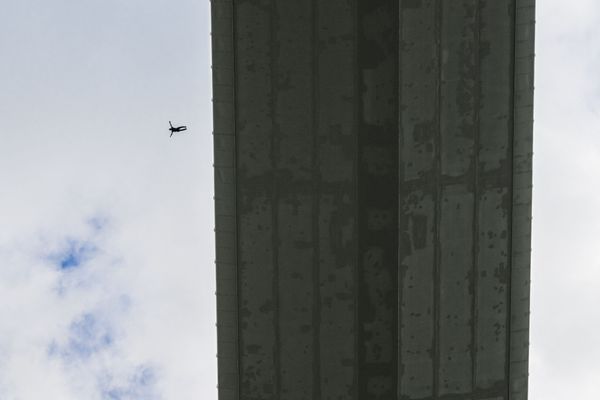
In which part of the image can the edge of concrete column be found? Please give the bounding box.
[211,0,239,399]
[509,0,535,399]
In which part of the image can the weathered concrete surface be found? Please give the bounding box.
[211,0,534,399]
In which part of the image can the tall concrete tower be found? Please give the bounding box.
[211,1,534,399]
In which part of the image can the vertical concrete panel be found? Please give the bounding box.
[278,197,314,399]
[318,194,356,399]
[477,187,509,393]
[476,0,513,395]
[236,1,276,399]
[478,0,512,173]
[438,185,474,395]
[437,0,477,396]
[274,0,312,180]
[316,0,358,398]
[440,0,477,178]
[236,1,272,179]
[238,195,276,399]
[398,1,437,398]
[399,191,435,398]
[358,0,399,398]
[399,0,438,182]
[272,1,314,398]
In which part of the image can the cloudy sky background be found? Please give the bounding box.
[531,1,600,399]
[1,0,215,398]
[0,0,598,399]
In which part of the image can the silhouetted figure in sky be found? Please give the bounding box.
[169,121,187,137]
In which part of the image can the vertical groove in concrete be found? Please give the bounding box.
[354,19,360,395]
[268,1,281,398]
[310,0,321,398]
[506,4,517,397]
[353,0,360,397]
[471,0,482,394]
[396,1,403,395]
[357,0,399,397]
[433,1,442,397]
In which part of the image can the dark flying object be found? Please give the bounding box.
[169,121,188,137]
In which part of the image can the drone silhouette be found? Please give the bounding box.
[169,121,188,137]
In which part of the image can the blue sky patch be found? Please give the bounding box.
[53,238,97,270]
[100,365,160,400]
[68,313,113,358]
[87,215,109,233]
[48,313,114,360]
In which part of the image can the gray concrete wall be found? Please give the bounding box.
[211,1,534,399]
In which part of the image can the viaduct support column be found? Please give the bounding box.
[211,1,535,399]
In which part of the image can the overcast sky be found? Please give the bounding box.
[531,1,600,399]
[0,1,598,399]
[0,0,215,398]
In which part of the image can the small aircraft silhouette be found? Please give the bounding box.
[169,121,188,137]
